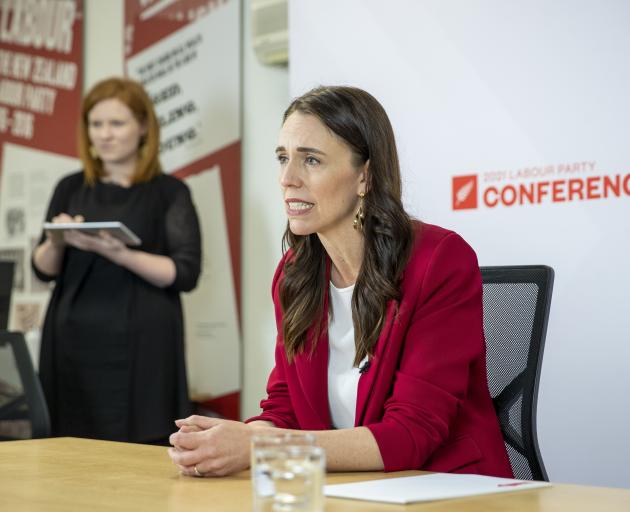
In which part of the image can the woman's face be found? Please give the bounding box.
[87,98,146,170]
[277,112,366,239]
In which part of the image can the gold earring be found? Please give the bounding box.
[353,192,365,231]
[89,146,99,159]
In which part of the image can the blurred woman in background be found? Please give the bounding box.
[33,77,201,443]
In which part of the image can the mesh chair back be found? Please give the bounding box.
[481,266,553,481]
[0,331,51,440]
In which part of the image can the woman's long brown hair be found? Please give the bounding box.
[280,86,414,366]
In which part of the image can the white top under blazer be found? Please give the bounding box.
[327,282,367,429]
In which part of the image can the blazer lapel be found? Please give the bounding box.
[293,325,331,429]
[355,300,399,426]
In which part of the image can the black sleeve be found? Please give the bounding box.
[31,175,75,283]
[165,183,202,292]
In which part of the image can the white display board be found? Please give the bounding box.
[289,0,630,488]
[126,3,240,172]
[0,143,78,364]
[182,167,240,400]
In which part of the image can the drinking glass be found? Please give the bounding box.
[251,433,324,512]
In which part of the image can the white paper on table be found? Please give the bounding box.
[324,473,551,504]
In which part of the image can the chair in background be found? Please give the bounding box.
[0,261,14,330]
[0,330,51,440]
[481,265,554,481]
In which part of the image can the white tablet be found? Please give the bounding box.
[43,221,142,246]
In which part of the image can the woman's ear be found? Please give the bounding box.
[358,159,369,195]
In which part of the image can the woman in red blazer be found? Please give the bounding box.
[169,86,512,479]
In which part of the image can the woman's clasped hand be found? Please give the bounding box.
[169,416,269,477]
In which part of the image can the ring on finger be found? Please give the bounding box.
[194,465,205,477]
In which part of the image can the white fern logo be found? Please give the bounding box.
[455,178,475,207]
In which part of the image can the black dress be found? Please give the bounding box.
[33,171,201,443]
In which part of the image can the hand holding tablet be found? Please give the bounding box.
[43,221,142,246]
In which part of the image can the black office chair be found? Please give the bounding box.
[0,330,51,440]
[0,261,13,331]
[481,265,554,481]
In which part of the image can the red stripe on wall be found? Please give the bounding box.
[198,391,241,421]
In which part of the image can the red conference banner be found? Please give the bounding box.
[0,0,83,158]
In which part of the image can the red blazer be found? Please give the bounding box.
[248,223,513,477]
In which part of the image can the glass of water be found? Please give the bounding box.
[251,433,324,512]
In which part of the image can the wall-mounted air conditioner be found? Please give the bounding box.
[251,0,288,66]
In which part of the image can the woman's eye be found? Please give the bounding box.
[277,154,288,164]
[305,156,320,166]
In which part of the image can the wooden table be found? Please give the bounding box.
[0,437,628,511]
